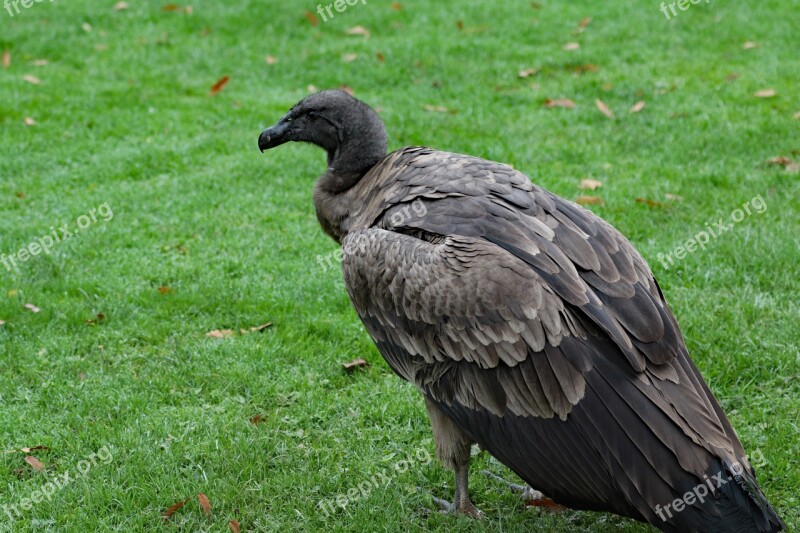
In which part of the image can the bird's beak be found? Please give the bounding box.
[258,119,291,152]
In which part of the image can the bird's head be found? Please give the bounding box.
[258,90,388,189]
[258,90,386,155]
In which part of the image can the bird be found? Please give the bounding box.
[258,89,785,532]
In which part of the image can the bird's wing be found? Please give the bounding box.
[340,148,776,528]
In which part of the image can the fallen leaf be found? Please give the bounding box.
[630,100,646,113]
[304,10,318,26]
[24,117,36,126]
[158,286,172,294]
[636,197,664,208]
[24,456,45,471]
[248,322,272,333]
[456,20,464,30]
[518,68,538,78]
[576,195,604,206]
[423,104,449,113]
[229,520,241,533]
[0,320,4,326]
[23,75,41,85]
[32,59,48,66]
[206,329,233,338]
[579,178,603,190]
[793,111,800,120]
[342,358,369,371]
[82,22,92,32]
[665,193,684,202]
[197,493,212,516]
[390,2,403,10]
[572,64,599,73]
[578,17,592,28]
[339,84,354,96]
[114,1,128,10]
[595,99,614,119]
[742,41,758,49]
[265,55,277,65]
[15,191,26,198]
[249,414,266,425]
[2,445,50,454]
[163,498,189,521]
[210,76,229,95]
[544,98,576,109]
[754,89,776,98]
[342,53,358,63]
[162,4,180,10]
[525,496,566,513]
[2,50,10,69]
[564,42,580,51]
[766,156,792,167]
[346,25,370,38]
[24,303,40,313]
[85,313,107,326]
[376,52,385,62]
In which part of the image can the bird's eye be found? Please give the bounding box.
[308,112,318,120]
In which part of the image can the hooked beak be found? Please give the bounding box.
[258,119,291,152]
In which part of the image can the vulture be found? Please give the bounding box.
[258,90,784,532]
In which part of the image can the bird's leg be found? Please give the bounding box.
[424,397,484,519]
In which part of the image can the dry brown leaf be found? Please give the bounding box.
[630,100,646,113]
[114,1,128,10]
[2,50,10,69]
[210,76,229,96]
[249,414,265,425]
[576,195,604,206]
[339,84,354,96]
[15,191,26,198]
[24,303,40,313]
[158,286,172,294]
[163,498,189,521]
[579,178,603,190]
[24,117,36,126]
[304,10,319,26]
[248,322,272,333]
[2,445,50,454]
[390,2,403,10]
[25,456,45,471]
[525,496,567,513]
[742,41,758,50]
[544,98,576,109]
[85,313,107,326]
[595,99,614,119]
[572,64,599,73]
[766,156,792,167]
[162,4,180,10]
[376,52,385,62]
[456,20,464,30]
[346,25,370,38]
[725,72,740,82]
[342,358,369,371]
[578,17,592,28]
[265,55,277,65]
[564,42,580,51]
[198,493,212,516]
[754,89,776,98]
[518,68,538,78]
[636,197,664,208]
[23,75,41,85]
[342,53,358,63]
[229,520,241,533]
[423,104,449,113]
[206,329,233,339]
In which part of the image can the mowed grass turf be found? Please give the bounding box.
[0,0,798,531]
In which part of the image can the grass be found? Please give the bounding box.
[0,0,798,531]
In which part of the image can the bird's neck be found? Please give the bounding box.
[313,128,387,242]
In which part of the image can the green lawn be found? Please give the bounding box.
[1,0,798,531]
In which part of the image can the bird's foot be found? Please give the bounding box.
[482,470,565,512]
[430,494,485,519]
